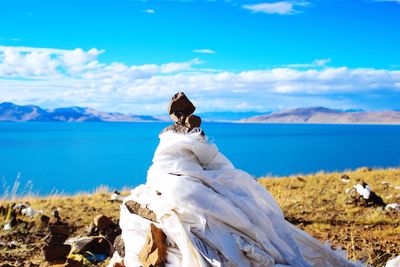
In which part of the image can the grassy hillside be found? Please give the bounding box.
[259,167,400,266]
[1,168,399,266]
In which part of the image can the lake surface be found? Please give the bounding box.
[1,122,400,195]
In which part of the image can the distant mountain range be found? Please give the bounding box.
[2,102,400,124]
[241,107,400,124]
[0,102,160,122]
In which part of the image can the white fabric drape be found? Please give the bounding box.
[118,130,361,267]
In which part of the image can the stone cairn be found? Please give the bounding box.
[161,92,202,135]
[113,92,202,267]
[113,92,200,267]
[42,210,71,262]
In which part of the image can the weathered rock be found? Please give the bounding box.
[366,191,386,207]
[170,112,186,124]
[39,215,50,229]
[43,215,71,262]
[185,114,201,129]
[139,223,167,267]
[160,123,190,135]
[125,200,157,222]
[93,214,114,231]
[113,235,125,258]
[42,244,71,261]
[48,223,70,236]
[46,233,70,246]
[168,92,195,116]
[50,209,62,224]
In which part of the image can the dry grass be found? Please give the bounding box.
[259,167,400,266]
[0,167,399,266]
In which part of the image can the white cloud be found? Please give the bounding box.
[160,58,202,73]
[1,45,400,114]
[242,1,310,15]
[143,9,155,14]
[193,49,217,54]
[283,58,331,68]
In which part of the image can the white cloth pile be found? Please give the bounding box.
[112,130,363,267]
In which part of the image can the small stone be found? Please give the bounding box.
[125,200,157,222]
[51,209,61,222]
[139,223,167,267]
[49,223,70,236]
[46,233,69,246]
[39,215,50,229]
[168,92,195,116]
[185,114,201,129]
[93,214,114,231]
[113,235,125,258]
[42,244,71,261]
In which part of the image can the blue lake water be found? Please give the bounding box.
[1,122,400,195]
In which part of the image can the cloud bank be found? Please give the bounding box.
[242,1,310,15]
[193,49,217,54]
[0,46,399,114]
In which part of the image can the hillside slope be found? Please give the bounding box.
[242,107,400,124]
[0,102,160,122]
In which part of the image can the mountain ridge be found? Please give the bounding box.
[241,106,400,124]
[2,103,400,124]
[0,102,160,122]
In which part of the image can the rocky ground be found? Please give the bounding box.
[1,168,399,267]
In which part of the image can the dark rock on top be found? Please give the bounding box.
[162,92,204,135]
[168,92,196,117]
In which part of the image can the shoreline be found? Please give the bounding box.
[4,166,400,198]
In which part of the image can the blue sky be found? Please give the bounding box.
[0,0,399,114]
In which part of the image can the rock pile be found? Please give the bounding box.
[161,92,202,135]
[42,210,71,262]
